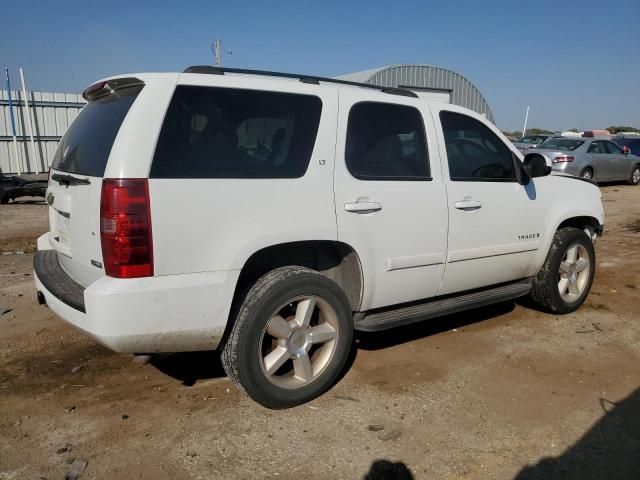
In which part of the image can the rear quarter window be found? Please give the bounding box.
[52,86,142,177]
[150,86,322,179]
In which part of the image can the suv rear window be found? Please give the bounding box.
[51,86,142,177]
[150,86,322,179]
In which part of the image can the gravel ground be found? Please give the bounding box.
[0,187,638,480]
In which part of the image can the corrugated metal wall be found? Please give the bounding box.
[0,89,85,175]
[364,65,495,123]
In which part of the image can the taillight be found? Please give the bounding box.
[552,155,574,163]
[100,179,153,278]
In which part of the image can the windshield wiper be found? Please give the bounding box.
[51,173,91,186]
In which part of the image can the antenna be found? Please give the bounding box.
[212,39,232,67]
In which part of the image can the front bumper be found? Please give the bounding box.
[33,244,239,353]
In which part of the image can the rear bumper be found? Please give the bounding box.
[33,243,239,353]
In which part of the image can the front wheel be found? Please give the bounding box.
[221,266,353,409]
[629,165,640,185]
[528,227,595,314]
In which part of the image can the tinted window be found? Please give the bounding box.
[52,86,142,177]
[345,102,429,180]
[605,141,624,154]
[538,139,584,151]
[588,141,606,154]
[151,86,322,178]
[439,111,515,181]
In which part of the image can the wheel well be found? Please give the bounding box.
[558,216,600,233]
[232,241,363,312]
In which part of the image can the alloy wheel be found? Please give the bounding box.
[557,243,590,302]
[259,295,339,389]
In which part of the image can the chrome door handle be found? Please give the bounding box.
[454,199,482,211]
[344,201,382,214]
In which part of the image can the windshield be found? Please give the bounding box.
[52,85,143,177]
[537,139,584,151]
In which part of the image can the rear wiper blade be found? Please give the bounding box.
[51,173,91,186]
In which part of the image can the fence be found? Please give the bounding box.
[0,89,85,175]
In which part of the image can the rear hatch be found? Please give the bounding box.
[46,79,143,287]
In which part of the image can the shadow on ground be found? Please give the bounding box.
[150,302,516,385]
[150,351,226,386]
[364,459,414,479]
[514,387,640,480]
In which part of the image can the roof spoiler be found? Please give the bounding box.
[82,77,144,101]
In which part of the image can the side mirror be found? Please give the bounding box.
[523,154,552,178]
[623,146,631,155]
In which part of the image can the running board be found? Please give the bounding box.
[355,278,533,332]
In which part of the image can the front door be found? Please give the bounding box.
[334,94,448,310]
[587,141,613,179]
[433,106,544,295]
[604,141,630,179]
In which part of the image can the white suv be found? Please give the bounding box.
[34,67,604,408]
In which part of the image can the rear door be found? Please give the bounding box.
[334,93,448,310]
[46,83,143,286]
[434,106,544,294]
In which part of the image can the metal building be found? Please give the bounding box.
[1,90,85,175]
[336,64,494,123]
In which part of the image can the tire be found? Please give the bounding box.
[580,167,594,181]
[221,266,353,409]
[528,227,595,314]
[0,194,8,205]
[628,165,640,185]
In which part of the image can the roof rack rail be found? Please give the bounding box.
[182,66,418,98]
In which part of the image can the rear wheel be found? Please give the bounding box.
[221,266,353,409]
[580,167,594,180]
[529,227,595,314]
[629,165,640,185]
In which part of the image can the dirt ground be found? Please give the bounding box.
[0,188,638,480]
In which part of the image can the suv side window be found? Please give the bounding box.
[439,111,516,181]
[346,102,430,180]
[151,86,322,178]
[588,141,605,154]
[605,141,624,155]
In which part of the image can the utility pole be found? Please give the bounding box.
[212,39,232,67]
[213,39,221,66]
[4,68,22,174]
[522,105,530,138]
[19,67,40,174]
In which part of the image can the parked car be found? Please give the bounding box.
[512,134,553,153]
[535,137,640,184]
[0,174,48,204]
[34,67,604,408]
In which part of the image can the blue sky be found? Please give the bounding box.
[1,0,638,131]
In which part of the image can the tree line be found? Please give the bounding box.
[503,126,639,138]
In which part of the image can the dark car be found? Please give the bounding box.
[0,174,48,204]
[613,135,640,156]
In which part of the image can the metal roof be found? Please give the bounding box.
[335,64,495,123]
